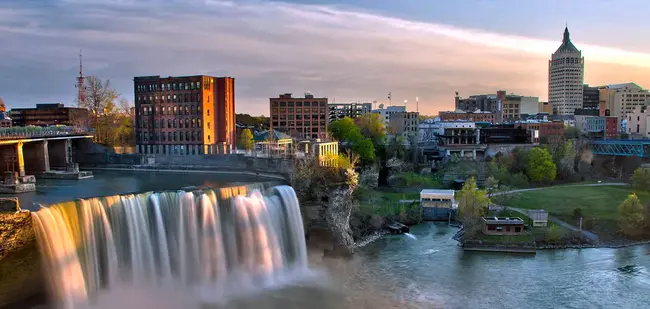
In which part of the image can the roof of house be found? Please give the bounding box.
[253,129,292,141]
[606,83,644,90]
[420,189,455,199]
[482,217,525,225]
[554,27,580,54]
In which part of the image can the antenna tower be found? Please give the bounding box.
[76,50,86,106]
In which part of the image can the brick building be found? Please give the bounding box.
[270,93,328,140]
[134,75,235,155]
[439,111,497,124]
[10,103,89,128]
[518,121,564,143]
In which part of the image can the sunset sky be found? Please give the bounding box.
[1,0,649,116]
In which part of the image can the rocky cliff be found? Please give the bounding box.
[0,198,44,308]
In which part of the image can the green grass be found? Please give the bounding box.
[495,185,646,220]
[494,185,648,239]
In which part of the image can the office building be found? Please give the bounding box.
[539,101,553,114]
[583,84,600,110]
[389,111,420,137]
[372,104,406,130]
[10,103,89,128]
[328,102,372,122]
[270,93,328,140]
[599,83,650,122]
[517,121,565,143]
[134,75,235,155]
[549,27,584,116]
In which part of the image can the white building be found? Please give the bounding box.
[520,96,540,115]
[626,106,650,138]
[371,104,406,130]
[548,27,584,116]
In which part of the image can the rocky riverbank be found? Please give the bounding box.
[0,198,45,308]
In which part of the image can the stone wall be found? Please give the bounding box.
[0,198,44,308]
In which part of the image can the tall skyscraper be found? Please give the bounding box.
[548,26,584,116]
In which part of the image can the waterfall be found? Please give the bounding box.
[32,184,309,308]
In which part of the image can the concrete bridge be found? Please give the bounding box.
[0,127,93,193]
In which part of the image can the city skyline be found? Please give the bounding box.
[1,0,649,116]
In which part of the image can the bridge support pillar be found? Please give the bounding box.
[16,142,25,177]
[24,140,50,174]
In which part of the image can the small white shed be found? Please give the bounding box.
[420,189,457,209]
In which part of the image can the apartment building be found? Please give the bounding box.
[439,110,496,124]
[389,111,420,137]
[328,102,372,122]
[270,93,328,140]
[10,103,89,128]
[371,104,406,131]
[599,83,650,123]
[134,75,235,155]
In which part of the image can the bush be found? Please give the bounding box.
[547,225,564,243]
[573,207,583,219]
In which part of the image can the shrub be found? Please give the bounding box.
[573,207,583,219]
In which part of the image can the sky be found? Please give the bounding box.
[1,0,649,116]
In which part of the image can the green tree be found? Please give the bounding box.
[355,113,386,146]
[525,147,557,182]
[618,193,645,238]
[329,117,359,142]
[630,167,650,192]
[485,176,499,198]
[387,135,406,160]
[237,128,254,151]
[456,177,490,224]
[328,117,375,164]
[547,140,577,179]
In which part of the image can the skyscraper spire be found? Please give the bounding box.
[563,24,570,43]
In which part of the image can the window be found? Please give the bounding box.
[168,132,171,141]
[168,119,171,128]
[208,122,210,129]
[515,227,522,233]
[185,105,189,115]
[191,82,195,90]
[173,119,177,128]
[160,120,165,128]
[207,109,210,116]
[173,95,177,102]
[185,83,189,90]
[208,135,211,142]
[198,119,202,127]
[191,131,196,141]
[173,106,177,115]
[173,132,177,141]
[197,81,201,89]
[162,106,166,114]
[185,118,189,128]
[191,118,196,128]
[180,132,184,141]
[179,119,183,128]
[185,131,189,141]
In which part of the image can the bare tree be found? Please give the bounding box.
[79,76,120,146]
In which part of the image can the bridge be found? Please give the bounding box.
[590,139,650,158]
[0,126,93,193]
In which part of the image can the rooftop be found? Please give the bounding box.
[420,189,455,198]
[483,217,525,225]
[554,26,580,54]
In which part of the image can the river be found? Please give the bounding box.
[6,171,650,308]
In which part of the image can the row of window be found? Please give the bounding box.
[138,131,209,143]
[137,93,206,104]
[140,105,205,116]
[136,81,204,93]
[272,114,326,121]
[271,101,327,107]
[139,118,205,129]
[272,126,325,133]
[272,121,326,127]
[272,107,327,114]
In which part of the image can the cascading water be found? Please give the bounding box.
[32,184,310,309]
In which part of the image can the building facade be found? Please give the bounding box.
[439,111,496,124]
[371,104,406,131]
[539,101,553,114]
[270,93,328,140]
[548,27,584,116]
[328,102,372,122]
[518,121,565,143]
[626,106,650,138]
[599,83,650,123]
[10,103,89,128]
[134,75,235,155]
[389,111,420,137]
[583,84,600,110]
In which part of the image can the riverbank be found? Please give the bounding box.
[85,165,288,181]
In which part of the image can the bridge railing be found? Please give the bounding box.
[0,126,90,140]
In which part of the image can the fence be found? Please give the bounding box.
[0,126,89,140]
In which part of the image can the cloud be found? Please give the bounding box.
[0,0,649,116]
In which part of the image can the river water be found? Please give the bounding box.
[7,171,650,309]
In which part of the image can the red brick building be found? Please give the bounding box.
[134,75,235,155]
[518,121,564,143]
[605,116,618,138]
[439,111,497,124]
[270,93,328,140]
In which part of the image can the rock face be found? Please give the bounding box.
[0,198,45,308]
[292,158,359,255]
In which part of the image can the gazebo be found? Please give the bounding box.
[253,130,293,156]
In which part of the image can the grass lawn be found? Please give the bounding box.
[494,185,648,239]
